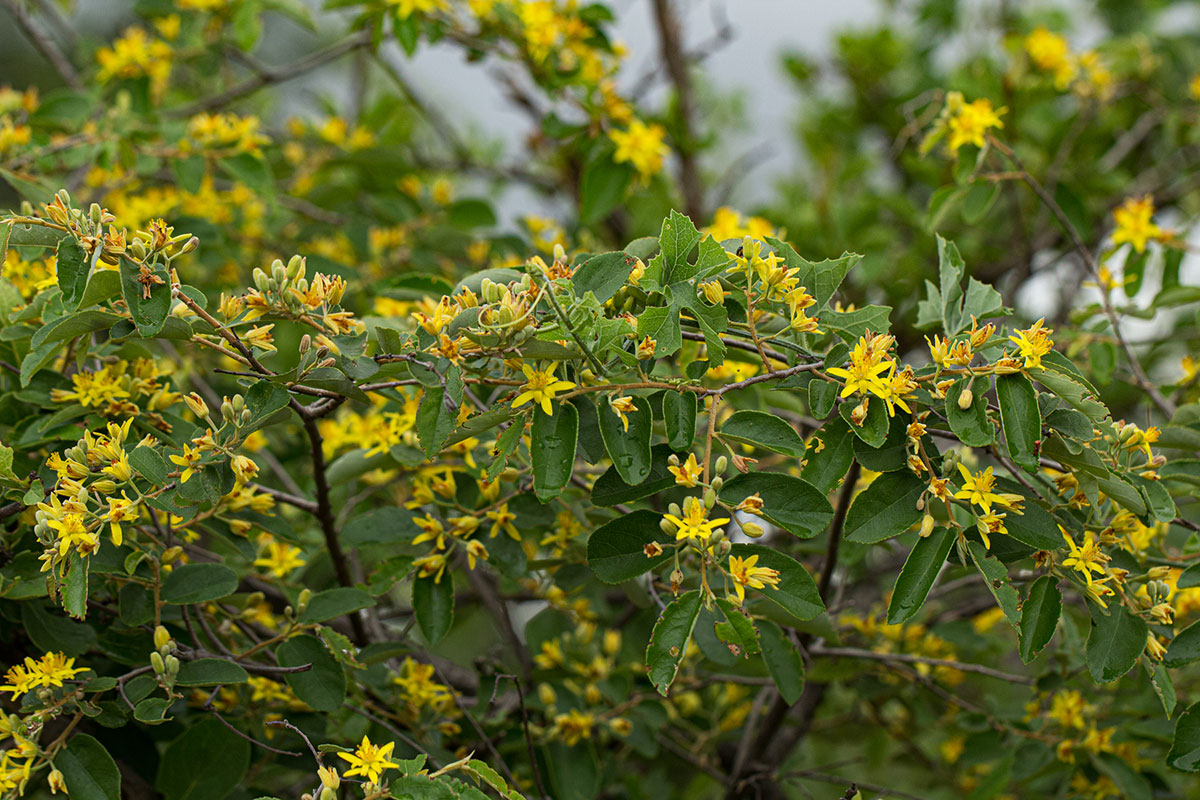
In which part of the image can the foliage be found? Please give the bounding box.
[1,2,1200,800]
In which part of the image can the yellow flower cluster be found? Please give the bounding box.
[1023,27,1114,100]
[96,27,173,98]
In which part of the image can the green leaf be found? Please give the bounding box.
[412,575,454,644]
[996,373,1040,472]
[1085,604,1148,683]
[156,718,250,800]
[57,734,121,800]
[531,403,578,501]
[1169,702,1200,772]
[1018,576,1061,662]
[63,550,88,620]
[844,471,925,544]
[175,659,250,686]
[646,590,702,695]
[135,697,171,723]
[718,473,833,539]
[598,395,653,485]
[809,380,837,418]
[1152,664,1177,718]
[161,564,238,604]
[764,238,860,309]
[945,377,993,447]
[591,444,679,507]
[129,446,168,485]
[662,391,697,451]
[1179,562,1200,590]
[801,417,855,494]
[1164,618,1200,668]
[587,510,673,584]
[1032,366,1109,422]
[580,159,634,224]
[245,380,292,425]
[118,257,171,337]
[299,587,376,624]
[713,599,759,657]
[967,541,1020,628]
[852,413,910,472]
[729,544,824,621]
[839,394,889,447]
[572,251,634,304]
[994,478,1061,550]
[56,237,89,308]
[719,410,807,457]
[757,618,805,704]
[172,154,206,193]
[887,527,955,624]
[76,268,122,309]
[653,210,705,286]
[415,366,464,457]
[276,634,346,712]
[342,507,418,546]
[822,304,893,342]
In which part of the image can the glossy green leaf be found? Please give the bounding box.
[839,394,888,447]
[801,417,855,494]
[718,473,833,539]
[276,634,346,712]
[1169,702,1200,772]
[56,237,89,307]
[713,599,759,657]
[1164,618,1200,669]
[156,718,250,800]
[598,395,653,485]
[967,541,1020,628]
[844,471,924,543]
[662,391,697,451]
[887,527,954,624]
[175,659,250,686]
[298,587,376,624]
[1018,576,1061,662]
[161,564,238,605]
[996,373,1040,472]
[587,510,674,584]
[1086,604,1148,683]
[945,377,993,447]
[720,410,807,457]
[412,575,454,644]
[646,590,702,696]
[531,402,578,501]
[57,734,121,800]
[757,619,805,705]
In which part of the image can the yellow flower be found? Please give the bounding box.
[486,502,519,540]
[1061,529,1109,585]
[727,554,781,604]
[253,540,306,578]
[944,93,1004,152]
[1191,75,1200,101]
[609,120,669,179]
[954,464,1024,515]
[512,363,575,416]
[104,494,139,546]
[337,736,399,785]
[1112,195,1165,253]
[1008,317,1054,370]
[1024,28,1076,89]
[668,453,703,488]
[169,443,202,483]
[974,511,1008,550]
[610,396,638,432]
[663,497,728,544]
[826,335,893,400]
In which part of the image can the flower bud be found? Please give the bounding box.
[150,651,166,674]
[297,588,312,615]
[92,479,117,494]
[538,683,557,706]
[714,456,728,474]
[957,388,973,409]
[184,392,209,419]
[299,334,311,355]
[668,453,680,467]
[221,400,235,423]
[918,515,935,538]
[660,518,675,536]
[154,625,171,651]
[742,522,765,538]
[711,477,724,492]
[162,546,183,563]
[180,236,199,255]
[703,488,716,509]
[165,654,180,677]
[667,502,682,518]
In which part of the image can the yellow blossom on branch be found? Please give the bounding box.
[609,119,669,179]
[512,363,575,416]
[727,554,781,604]
[337,735,399,785]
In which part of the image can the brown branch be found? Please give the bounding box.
[651,0,704,222]
[808,646,1035,684]
[1,0,82,89]
[166,31,372,117]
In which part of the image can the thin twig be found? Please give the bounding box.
[1,0,81,89]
